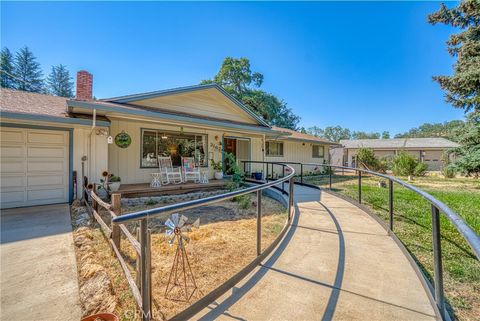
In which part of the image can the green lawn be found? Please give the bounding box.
[303,174,480,321]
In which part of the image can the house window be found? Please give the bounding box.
[141,129,207,168]
[266,141,284,157]
[312,145,324,158]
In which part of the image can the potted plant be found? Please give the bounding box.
[100,171,121,192]
[210,159,224,180]
[108,175,121,192]
[252,171,263,180]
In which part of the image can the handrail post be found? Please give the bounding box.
[329,167,332,190]
[300,164,303,184]
[282,165,285,194]
[432,205,445,319]
[358,171,362,204]
[288,177,294,221]
[389,180,394,232]
[139,218,151,321]
[266,162,269,181]
[111,193,121,249]
[257,190,262,256]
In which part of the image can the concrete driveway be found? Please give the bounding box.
[1,204,82,321]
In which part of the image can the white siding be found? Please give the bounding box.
[264,140,330,176]
[108,118,265,184]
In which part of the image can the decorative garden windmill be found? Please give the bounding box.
[164,213,200,301]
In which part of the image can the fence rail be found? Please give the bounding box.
[83,184,145,312]
[242,160,480,321]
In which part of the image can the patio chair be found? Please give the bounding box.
[182,157,201,183]
[158,156,183,184]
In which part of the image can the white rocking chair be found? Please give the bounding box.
[158,156,183,184]
[182,157,201,183]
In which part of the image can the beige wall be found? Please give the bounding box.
[134,88,258,125]
[264,140,330,177]
[107,118,266,184]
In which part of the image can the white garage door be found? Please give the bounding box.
[1,127,70,209]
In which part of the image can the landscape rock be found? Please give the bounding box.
[79,270,116,316]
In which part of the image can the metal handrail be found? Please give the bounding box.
[243,160,480,321]
[302,162,480,260]
[112,164,296,321]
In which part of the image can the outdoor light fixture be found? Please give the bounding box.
[161,133,168,139]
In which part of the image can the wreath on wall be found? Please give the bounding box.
[115,131,132,148]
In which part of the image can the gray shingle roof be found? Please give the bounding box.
[0,88,68,118]
[340,138,459,149]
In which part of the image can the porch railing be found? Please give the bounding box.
[102,164,296,321]
[242,160,480,321]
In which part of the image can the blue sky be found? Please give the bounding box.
[1,1,463,135]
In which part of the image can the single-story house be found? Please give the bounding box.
[0,70,335,209]
[333,138,460,170]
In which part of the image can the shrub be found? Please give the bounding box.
[357,148,377,169]
[392,152,420,176]
[223,152,245,189]
[414,163,428,177]
[443,166,456,178]
[356,148,388,173]
[236,195,251,209]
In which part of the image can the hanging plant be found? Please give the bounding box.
[115,131,132,148]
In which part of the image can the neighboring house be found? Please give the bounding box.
[335,138,459,170]
[0,70,335,209]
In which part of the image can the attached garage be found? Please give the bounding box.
[0,126,71,209]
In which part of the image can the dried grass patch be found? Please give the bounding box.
[73,195,286,320]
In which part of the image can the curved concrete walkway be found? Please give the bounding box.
[193,184,437,321]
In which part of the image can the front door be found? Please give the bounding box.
[223,137,251,174]
[223,138,236,174]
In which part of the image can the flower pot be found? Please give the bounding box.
[109,182,121,192]
[253,172,263,180]
[81,313,118,321]
[214,171,224,180]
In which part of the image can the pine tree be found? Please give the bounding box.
[14,46,44,92]
[47,64,74,97]
[428,0,480,114]
[1,47,16,89]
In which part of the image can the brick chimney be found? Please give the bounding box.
[76,70,93,100]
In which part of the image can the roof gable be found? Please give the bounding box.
[103,84,269,127]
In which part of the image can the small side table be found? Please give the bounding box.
[150,173,162,188]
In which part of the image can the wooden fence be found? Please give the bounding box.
[83,184,152,319]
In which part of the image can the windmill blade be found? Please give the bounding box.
[180,225,192,233]
[165,218,175,230]
[192,218,200,229]
[178,215,188,228]
[171,213,180,226]
[168,234,176,245]
[166,228,174,237]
